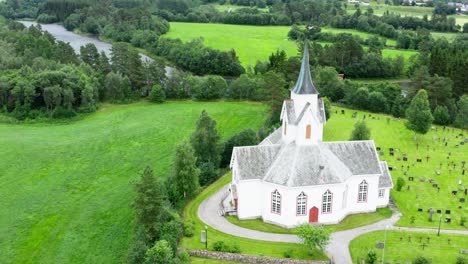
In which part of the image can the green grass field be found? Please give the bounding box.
[321,27,397,46]
[164,22,416,67]
[349,230,468,264]
[181,173,329,260]
[163,22,298,67]
[225,207,393,234]
[0,101,267,263]
[325,107,467,231]
[210,3,268,12]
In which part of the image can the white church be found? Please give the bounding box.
[229,41,393,227]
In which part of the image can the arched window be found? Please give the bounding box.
[271,190,281,214]
[358,180,368,203]
[284,121,287,135]
[296,192,307,215]
[306,124,311,139]
[322,190,332,213]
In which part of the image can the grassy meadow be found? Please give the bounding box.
[349,230,468,264]
[164,22,418,68]
[325,107,467,230]
[0,101,267,263]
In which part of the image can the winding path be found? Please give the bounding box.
[198,184,468,264]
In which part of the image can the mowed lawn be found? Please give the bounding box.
[0,101,267,263]
[350,230,468,264]
[325,107,467,230]
[163,22,298,67]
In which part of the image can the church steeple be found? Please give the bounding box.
[291,40,318,95]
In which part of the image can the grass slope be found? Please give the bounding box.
[181,173,329,260]
[225,207,393,234]
[325,107,467,230]
[350,230,468,264]
[0,101,267,263]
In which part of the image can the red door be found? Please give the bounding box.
[309,206,318,223]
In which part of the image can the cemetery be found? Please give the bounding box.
[325,107,467,230]
[349,230,468,264]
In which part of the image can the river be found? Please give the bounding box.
[18,21,176,77]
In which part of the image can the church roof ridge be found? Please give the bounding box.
[291,40,319,95]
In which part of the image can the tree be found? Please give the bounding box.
[464,23,468,33]
[396,177,405,191]
[190,110,222,166]
[134,166,167,242]
[368,91,387,113]
[352,87,370,109]
[149,84,166,103]
[295,223,330,253]
[350,121,371,141]
[172,142,200,202]
[144,240,173,264]
[414,256,432,264]
[221,129,259,167]
[261,71,287,126]
[433,105,450,125]
[104,72,132,102]
[427,75,452,108]
[227,74,258,100]
[80,43,100,69]
[322,97,332,121]
[406,89,434,135]
[315,66,344,101]
[454,95,468,129]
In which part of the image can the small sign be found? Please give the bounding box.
[201,230,206,243]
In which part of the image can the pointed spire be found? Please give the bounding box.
[292,40,318,95]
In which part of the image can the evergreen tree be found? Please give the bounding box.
[80,43,100,69]
[350,120,371,140]
[172,142,200,202]
[433,105,450,125]
[190,110,222,166]
[455,95,468,129]
[149,84,166,103]
[391,94,407,118]
[427,75,452,108]
[406,89,434,135]
[261,71,287,126]
[134,166,167,242]
[98,51,111,75]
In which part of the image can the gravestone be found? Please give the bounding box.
[376,147,381,151]
[420,177,425,182]
[380,151,384,156]
[460,198,465,203]
[390,152,394,156]
[428,208,434,221]
[429,178,434,183]
[433,183,438,188]
[389,167,393,171]
[389,148,394,152]
[408,177,414,181]
[418,208,423,212]
[341,110,345,114]
[417,158,422,162]
[446,210,451,214]
[403,157,408,161]
[436,170,441,175]
[452,190,458,195]
[352,112,357,118]
[445,218,451,223]
[461,249,468,254]
[376,242,385,248]
[437,209,442,214]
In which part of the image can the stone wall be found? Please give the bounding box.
[189,249,330,264]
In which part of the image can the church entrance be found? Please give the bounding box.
[309,206,318,223]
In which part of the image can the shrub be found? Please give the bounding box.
[213,240,226,251]
[456,256,467,264]
[51,107,77,119]
[366,250,377,264]
[283,249,293,258]
[144,240,173,264]
[149,84,166,103]
[37,14,58,24]
[414,256,432,264]
[183,220,195,237]
[396,177,405,191]
[212,240,241,253]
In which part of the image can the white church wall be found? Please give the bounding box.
[345,175,380,214]
[281,121,297,144]
[291,93,317,116]
[295,111,323,145]
[237,180,262,219]
[376,187,391,208]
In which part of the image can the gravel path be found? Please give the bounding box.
[198,184,468,264]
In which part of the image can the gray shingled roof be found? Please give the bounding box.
[233,145,281,180]
[324,141,381,175]
[284,100,296,123]
[233,140,384,187]
[259,128,282,146]
[379,161,394,188]
[291,40,319,95]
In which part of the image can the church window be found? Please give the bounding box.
[271,190,281,214]
[284,122,287,135]
[322,190,332,213]
[306,124,311,139]
[378,189,385,198]
[296,192,307,215]
[358,180,368,202]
